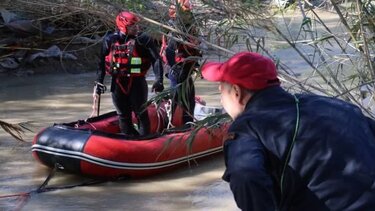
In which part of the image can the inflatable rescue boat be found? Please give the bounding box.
[32,101,228,179]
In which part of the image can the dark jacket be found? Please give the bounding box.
[166,37,200,85]
[223,86,375,211]
[97,31,163,92]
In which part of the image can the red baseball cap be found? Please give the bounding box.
[201,52,280,90]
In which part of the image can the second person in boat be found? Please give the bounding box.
[160,0,202,126]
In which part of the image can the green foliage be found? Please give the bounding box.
[195,0,374,115]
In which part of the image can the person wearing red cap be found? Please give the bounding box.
[161,0,201,124]
[201,51,375,210]
[94,11,164,136]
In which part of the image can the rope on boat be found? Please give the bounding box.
[81,121,97,130]
[165,99,174,129]
[154,102,169,133]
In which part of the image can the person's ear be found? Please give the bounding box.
[233,85,250,105]
[232,84,242,100]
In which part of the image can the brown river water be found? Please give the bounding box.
[0,72,238,211]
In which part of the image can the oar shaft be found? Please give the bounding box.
[97,94,101,116]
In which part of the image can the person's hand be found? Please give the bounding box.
[94,82,106,95]
[152,81,164,93]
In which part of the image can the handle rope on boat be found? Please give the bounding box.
[153,101,166,132]
[165,99,174,129]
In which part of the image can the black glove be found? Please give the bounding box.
[152,81,164,92]
[95,82,107,95]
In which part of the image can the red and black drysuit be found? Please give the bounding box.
[164,32,201,124]
[96,31,163,136]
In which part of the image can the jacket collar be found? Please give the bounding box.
[245,86,291,111]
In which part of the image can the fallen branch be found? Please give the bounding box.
[0,120,32,142]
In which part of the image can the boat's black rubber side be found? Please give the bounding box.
[34,125,91,173]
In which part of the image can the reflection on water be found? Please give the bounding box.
[0,72,238,210]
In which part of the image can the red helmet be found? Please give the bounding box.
[116,11,140,33]
[168,0,192,18]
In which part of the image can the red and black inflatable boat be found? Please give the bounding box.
[32,102,228,179]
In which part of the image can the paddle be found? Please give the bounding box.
[97,93,101,116]
[89,83,106,118]
[89,93,99,118]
